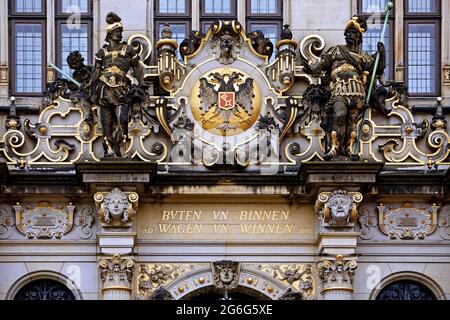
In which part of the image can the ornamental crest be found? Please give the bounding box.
[13,202,75,239]
[377,202,439,239]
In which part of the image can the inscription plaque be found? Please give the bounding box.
[138,203,315,241]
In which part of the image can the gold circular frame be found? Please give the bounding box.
[190,67,262,136]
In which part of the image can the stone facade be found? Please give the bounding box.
[0,0,450,301]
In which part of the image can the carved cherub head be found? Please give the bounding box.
[103,188,129,223]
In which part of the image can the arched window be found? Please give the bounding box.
[376,280,436,300]
[14,279,76,300]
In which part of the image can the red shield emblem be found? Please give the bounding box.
[218,92,235,111]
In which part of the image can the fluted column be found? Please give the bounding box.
[98,254,135,300]
[317,255,357,300]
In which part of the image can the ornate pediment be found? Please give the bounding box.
[0,14,449,172]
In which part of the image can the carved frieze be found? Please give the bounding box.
[377,202,438,239]
[315,189,363,230]
[13,202,75,239]
[317,255,357,293]
[94,188,138,227]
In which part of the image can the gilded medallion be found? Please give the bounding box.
[190,67,262,136]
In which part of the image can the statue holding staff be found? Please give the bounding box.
[302,15,386,160]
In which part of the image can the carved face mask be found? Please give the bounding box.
[107,196,126,218]
[219,267,234,284]
[329,195,352,219]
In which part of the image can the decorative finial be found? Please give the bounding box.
[161,23,173,39]
[281,24,293,40]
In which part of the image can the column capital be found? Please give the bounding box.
[99,254,135,300]
[317,255,357,300]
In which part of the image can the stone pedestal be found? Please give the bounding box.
[299,162,381,300]
[98,254,135,300]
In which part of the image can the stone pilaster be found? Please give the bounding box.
[317,255,357,300]
[99,254,135,300]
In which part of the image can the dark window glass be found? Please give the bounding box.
[14,279,76,301]
[362,22,392,79]
[361,0,388,13]
[407,0,437,13]
[14,23,43,93]
[14,0,43,13]
[250,0,278,14]
[376,280,436,300]
[60,0,89,13]
[60,23,89,75]
[359,0,394,79]
[204,0,232,14]
[159,0,186,14]
[407,23,437,94]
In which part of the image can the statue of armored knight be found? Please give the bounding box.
[302,16,386,160]
[86,12,146,157]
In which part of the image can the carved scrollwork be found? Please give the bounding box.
[74,204,95,239]
[358,205,378,240]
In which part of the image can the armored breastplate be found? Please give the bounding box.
[99,45,131,87]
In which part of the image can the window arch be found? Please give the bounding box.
[6,271,82,300]
[370,272,446,300]
[14,279,76,300]
[376,280,436,300]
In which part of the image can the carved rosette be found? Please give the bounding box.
[13,202,75,239]
[377,202,439,239]
[98,254,135,300]
[315,189,363,230]
[94,188,138,227]
[317,255,357,300]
